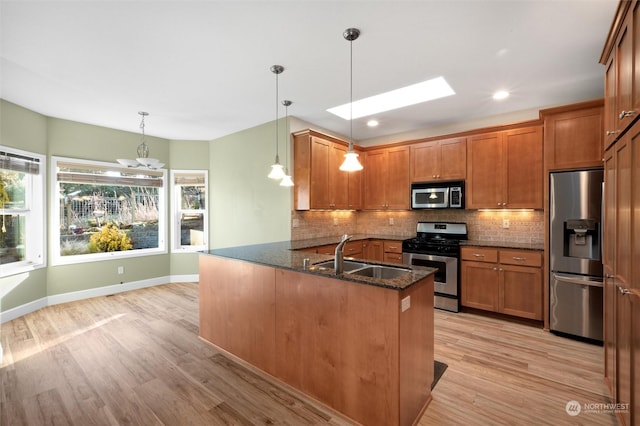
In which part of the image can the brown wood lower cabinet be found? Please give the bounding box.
[461,246,543,320]
[384,239,404,264]
[199,254,435,426]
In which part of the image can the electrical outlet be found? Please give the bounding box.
[389,217,395,225]
[333,217,338,226]
[401,296,411,312]
[292,218,299,228]
[118,266,124,274]
[503,219,510,229]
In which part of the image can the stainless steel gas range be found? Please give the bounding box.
[402,222,468,312]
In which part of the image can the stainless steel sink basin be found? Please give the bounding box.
[312,259,368,272]
[348,265,412,279]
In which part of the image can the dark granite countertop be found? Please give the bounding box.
[289,233,413,250]
[461,240,544,251]
[200,238,435,291]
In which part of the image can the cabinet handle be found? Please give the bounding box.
[512,256,527,261]
[432,174,437,178]
[606,130,620,136]
[473,253,485,257]
[619,110,636,119]
[493,267,498,271]
[618,285,631,295]
[499,268,504,272]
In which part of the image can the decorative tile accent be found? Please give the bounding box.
[292,209,544,244]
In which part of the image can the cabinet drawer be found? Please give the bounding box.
[383,240,403,253]
[384,252,403,264]
[315,244,337,255]
[461,246,498,263]
[344,241,363,257]
[499,250,542,267]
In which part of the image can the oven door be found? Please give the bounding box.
[402,252,458,297]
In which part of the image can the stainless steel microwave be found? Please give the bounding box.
[411,182,464,209]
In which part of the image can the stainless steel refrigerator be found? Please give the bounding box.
[549,169,603,341]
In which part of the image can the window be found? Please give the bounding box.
[52,156,167,265]
[0,147,46,277]
[170,170,208,252]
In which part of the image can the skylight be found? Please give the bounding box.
[327,76,455,120]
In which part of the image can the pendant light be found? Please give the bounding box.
[268,65,286,180]
[339,28,364,172]
[280,100,294,187]
[117,112,164,169]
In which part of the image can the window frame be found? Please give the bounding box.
[170,169,208,252]
[51,156,167,265]
[0,146,46,277]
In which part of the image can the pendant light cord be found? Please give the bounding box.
[349,36,353,152]
[275,70,280,161]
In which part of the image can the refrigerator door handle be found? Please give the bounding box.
[552,272,603,288]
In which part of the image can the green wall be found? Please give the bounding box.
[209,119,292,248]
[0,99,292,314]
[169,139,210,276]
[0,100,49,312]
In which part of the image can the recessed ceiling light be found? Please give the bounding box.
[493,90,510,100]
[327,76,455,120]
[367,119,379,127]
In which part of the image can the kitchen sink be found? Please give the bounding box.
[312,259,368,272]
[348,265,412,279]
[312,259,412,280]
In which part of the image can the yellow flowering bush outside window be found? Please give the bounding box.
[89,222,133,253]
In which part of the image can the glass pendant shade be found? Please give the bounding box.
[339,151,363,172]
[279,173,294,187]
[268,161,286,180]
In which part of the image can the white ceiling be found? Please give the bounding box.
[0,1,618,142]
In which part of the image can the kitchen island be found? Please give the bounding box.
[199,240,436,426]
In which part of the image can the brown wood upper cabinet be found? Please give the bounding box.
[602,1,640,150]
[410,137,467,182]
[293,129,362,210]
[363,145,410,210]
[542,101,604,170]
[466,125,543,209]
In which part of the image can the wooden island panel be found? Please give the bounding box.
[198,255,276,375]
[199,254,434,426]
[275,269,400,424]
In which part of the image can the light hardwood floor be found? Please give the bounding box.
[0,283,618,425]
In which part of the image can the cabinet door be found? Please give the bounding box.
[603,148,617,393]
[461,261,499,311]
[310,137,331,209]
[363,150,388,210]
[503,126,543,209]
[438,137,467,181]
[543,105,604,170]
[410,141,440,182]
[467,132,503,209]
[329,143,349,209]
[614,136,632,423]
[605,54,619,150]
[386,146,410,210]
[617,14,635,132]
[500,264,542,320]
[364,239,384,261]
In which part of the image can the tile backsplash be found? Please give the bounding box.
[291,209,544,244]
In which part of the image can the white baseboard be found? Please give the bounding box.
[1,297,48,324]
[0,274,200,324]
